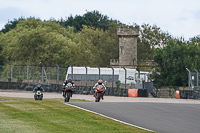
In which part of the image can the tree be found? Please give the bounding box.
[94,22,119,66]
[68,26,96,66]
[1,18,74,67]
[0,18,24,34]
[188,35,200,45]
[60,10,118,31]
[137,24,172,61]
[69,24,118,67]
[151,39,200,88]
[0,33,6,65]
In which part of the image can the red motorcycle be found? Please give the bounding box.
[64,83,75,102]
[94,85,105,102]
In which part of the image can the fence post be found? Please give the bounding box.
[84,65,87,88]
[40,62,44,83]
[123,67,127,90]
[56,64,59,84]
[97,66,100,79]
[186,68,191,90]
[25,62,29,83]
[136,67,140,78]
[194,69,198,90]
[9,62,13,82]
[69,65,73,80]
[111,66,114,89]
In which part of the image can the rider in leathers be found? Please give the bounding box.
[33,84,44,93]
[62,77,75,97]
[93,79,106,100]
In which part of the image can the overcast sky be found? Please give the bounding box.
[1,0,200,40]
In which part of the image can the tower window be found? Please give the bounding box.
[120,46,124,54]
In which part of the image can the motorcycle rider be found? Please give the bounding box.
[33,84,44,93]
[62,77,75,97]
[93,79,106,100]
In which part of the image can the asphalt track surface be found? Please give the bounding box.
[67,102,200,133]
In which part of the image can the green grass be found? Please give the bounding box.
[0,97,153,133]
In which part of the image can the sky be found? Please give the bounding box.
[0,0,200,40]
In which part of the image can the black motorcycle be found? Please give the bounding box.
[64,83,75,102]
[34,90,43,100]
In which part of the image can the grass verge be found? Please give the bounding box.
[0,96,153,133]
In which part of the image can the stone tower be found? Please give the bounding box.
[110,25,139,68]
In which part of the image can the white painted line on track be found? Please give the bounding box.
[64,102,154,132]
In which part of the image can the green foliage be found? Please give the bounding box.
[0,11,119,67]
[60,10,119,31]
[0,33,6,65]
[0,18,24,33]
[115,80,121,88]
[16,76,23,82]
[0,18,74,67]
[0,55,6,65]
[7,77,11,82]
[137,24,171,61]
[0,46,6,65]
[188,35,200,45]
[151,39,200,87]
[69,24,118,67]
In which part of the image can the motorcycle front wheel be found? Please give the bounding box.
[96,93,101,102]
[65,92,71,102]
[39,95,43,100]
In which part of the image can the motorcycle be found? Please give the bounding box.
[94,85,105,102]
[64,83,75,102]
[34,90,43,100]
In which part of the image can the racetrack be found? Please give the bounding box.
[1,89,200,133]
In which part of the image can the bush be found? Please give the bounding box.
[115,80,121,89]
[17,76,23,82]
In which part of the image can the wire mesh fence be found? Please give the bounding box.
[191,72,200,90]
[0,65,68,84]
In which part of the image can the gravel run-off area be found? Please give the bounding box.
[1,89,200,104]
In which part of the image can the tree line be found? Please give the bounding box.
[0,10,200,88]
